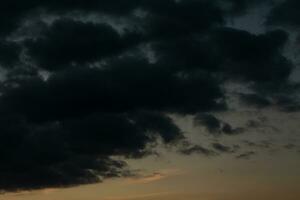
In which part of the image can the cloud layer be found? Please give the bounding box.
[0,0,298,191]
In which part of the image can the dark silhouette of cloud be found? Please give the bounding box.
[219,0,271,15]
[239,93,272,108]
[221,123,244,135]
[194,114,222,134]
[267,0,300,49]
[243,140,273,149]
[267,0,300,28]
[0,0,141,37]
[212,28,292,84]
[25,19,141,71]
[0,0,298,191]
[140,0,225,39]
[0,59,225,123]
[236,151,256,160]
[275,95,300,112]
[284,144,297,150]
[0,110,183,191]
[179,145,217,156]
[194,114,244,135]
[0,40,21,68]
[212,143,235,153]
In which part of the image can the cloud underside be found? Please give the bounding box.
[0,0,299,191]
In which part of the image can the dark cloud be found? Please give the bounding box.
[0,40,22,68]
[222,123,244,135]
[243,140,273,149]
[151,27,293,93]
[194,114,222,133]
[0,0,141,37]
[140,0,224,39]
[216,0,271,15]
[0,111,182,191]
[179,142,238,156]
[151,35,222,73]
[212,143,235,153]
[179,145,216,156]
[0,56,223,190]
[194,114,243,135]
[25,19,141,71]
[0,0,298,192]
[236,151,256,160]
[0,59,225,123]
[212,28,292,84]
[140,0,272,39]
[274,95,300,112]
[41,0,140,15]
[267,0,300,28]
[284,144,297,150]
[239,93,272,108]
[0,1,33,37]
[267,0,300,50]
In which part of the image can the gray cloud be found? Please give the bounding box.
[0,0,298,191]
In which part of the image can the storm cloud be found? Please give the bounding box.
[0,0,298,191]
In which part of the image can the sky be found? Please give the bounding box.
[0,0,300,199]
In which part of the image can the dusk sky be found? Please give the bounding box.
[0,1,300,200]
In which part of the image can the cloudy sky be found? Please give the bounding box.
[0,0,300,199]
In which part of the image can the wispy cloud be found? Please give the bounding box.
[125,169,185,184]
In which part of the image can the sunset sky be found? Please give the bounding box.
[0,0,300,200]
